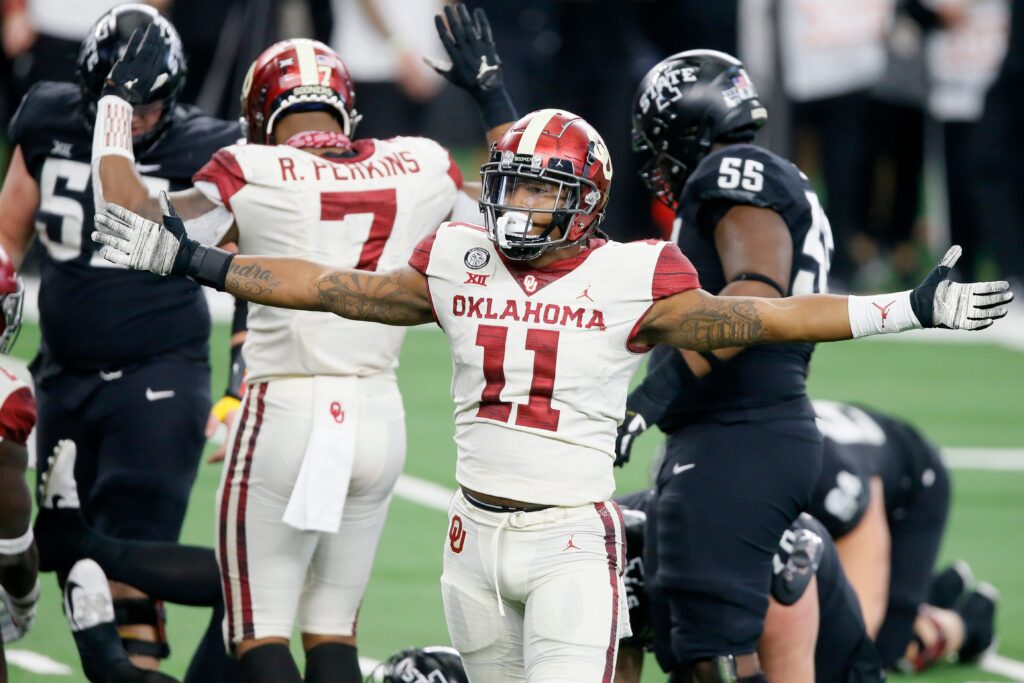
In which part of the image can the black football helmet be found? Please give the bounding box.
[632,49,767,207]
[77,3,186,149]
[375,646,468,683]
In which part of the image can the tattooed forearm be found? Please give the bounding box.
[226,261,281,297]
[676,299,765,350]
[316,271,431,325]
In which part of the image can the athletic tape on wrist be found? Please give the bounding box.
[93,96,135,162]
[847,291,922,338]
[186,245,234,290]
[0,527,34,555]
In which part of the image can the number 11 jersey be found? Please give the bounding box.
[194,137,461,382]
[411,224,700,506]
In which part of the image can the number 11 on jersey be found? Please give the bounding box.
[476,324,561,432]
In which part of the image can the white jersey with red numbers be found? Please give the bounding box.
[0,365,36,447]
[410,222,700,506]
[194,137,462,382]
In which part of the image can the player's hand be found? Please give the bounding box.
[614,411,647,468]
[425,3,504,95]
[205,395,240,464]
[910,246,1013,330]
[102,24,169,105]
[93,192,196,276]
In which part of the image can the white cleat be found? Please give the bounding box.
[39,439,80,509]
[64,559,114,633]
[0,580,39,643]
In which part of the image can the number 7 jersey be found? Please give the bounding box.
[194,137,462,381]
[410,223,700,506]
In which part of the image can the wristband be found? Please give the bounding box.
[92,95,134,162]
[184,244,234,290]
[226,344,247,399]
[475,87,517,131]
[847,291,922,338]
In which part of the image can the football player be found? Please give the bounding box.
[613,489,884,683]
[92,99,1009,681]
[0,247,38,683]
[614,49,885,680]
[809,400,998,672]
[87,7,515,682]
[0,4,241,668]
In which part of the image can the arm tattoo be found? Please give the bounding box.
[316,271,427,325]
[677,298,765,350]
[227,261,280,297]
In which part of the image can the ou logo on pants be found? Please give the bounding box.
[448,515,467,553]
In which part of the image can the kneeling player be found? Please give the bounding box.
[0,248,38,683]
[809,400,998,671]
[614,490,884,683]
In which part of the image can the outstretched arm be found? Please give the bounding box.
[636,247,1012,350]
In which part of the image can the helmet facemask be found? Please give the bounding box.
[481,156,602,261]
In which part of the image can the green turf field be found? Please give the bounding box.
[7,322,1024,682]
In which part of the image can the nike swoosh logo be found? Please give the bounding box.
[99,370,123,381]
[672,463,696,475]
[145,388,176,401]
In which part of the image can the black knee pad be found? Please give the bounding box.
[113,598,170,660]
[237,643,302,683]
[305,642,361,683]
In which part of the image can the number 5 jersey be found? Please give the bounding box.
[410,224,700,506]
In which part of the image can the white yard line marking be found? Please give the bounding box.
[5,649,71,675]
[982,654,1024,682]
[394,475,455,511]
[944,449,1024,472]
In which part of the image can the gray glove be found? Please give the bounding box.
[911,246,1013,330]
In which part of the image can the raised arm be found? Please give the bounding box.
[92,196,434,326]
[635,247,1012,351]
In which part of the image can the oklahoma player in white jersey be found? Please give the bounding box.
[89,36,489,682]
[95,105,1011,681]
[0,247,40,677]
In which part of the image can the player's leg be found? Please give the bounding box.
[89,359,209,668]
[298,375,407,683]
[652,419,822,681]
[876,446,951,668]
[0,438,39,646]
[64,559,180,683]
[440,492,527,683]
[217,382,312,683]
[521,501,629,683]
[758,583,818,683]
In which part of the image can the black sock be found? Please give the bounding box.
[184,603,237,683]
[34,508,88,574]
[108,659,180,683]
[71,620,131,683]
[237,644,301,683]
[305,642,361,683]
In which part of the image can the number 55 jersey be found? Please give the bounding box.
[193,137,461,382]
[410,224,700,506]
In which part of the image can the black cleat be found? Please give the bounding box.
[929,561,974,609]
[956,582,998,663]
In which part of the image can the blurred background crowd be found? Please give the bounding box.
[0,0,1020,292]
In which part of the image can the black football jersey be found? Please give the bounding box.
[662,144,834,424]
[9,82,241,370]
[809,401,943,536]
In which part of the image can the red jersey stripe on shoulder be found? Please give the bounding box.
[446,221,487,233]
[0,386,36,445]
[193,149,245,213]
[409,231,438,275]
[446,150,464,190]
[652,242,700,300]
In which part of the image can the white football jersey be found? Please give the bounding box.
[194,137,461,382]
[411,223,700,506]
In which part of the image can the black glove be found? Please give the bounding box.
[102,24,168,105]
[425,3,516,130]
[614,410,648,468]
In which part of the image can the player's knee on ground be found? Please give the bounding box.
[112,595,170,662]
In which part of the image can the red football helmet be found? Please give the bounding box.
[240,39,360,144]
[0,247,24,355]
[481,109,613,260]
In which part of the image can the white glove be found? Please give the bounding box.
[92,194,183,275]
[914,246,1014,330]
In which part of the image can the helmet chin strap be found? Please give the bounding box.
[283,130,353,151]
